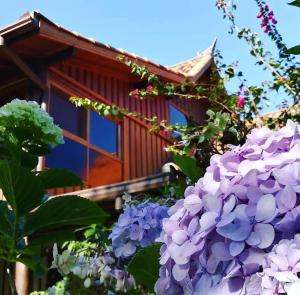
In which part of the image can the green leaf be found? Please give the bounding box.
[128,244,161,292]
[174,155,203,183]
[0,201,13,235]
[17,254,47,276]
[22,143,51,156]
[288,0,300,7]
[287,45,300,55]
[24,196,108,235]
[37,169,83,189]
[28,229,76,247]
[21,150,39,170]
[0,161,44,216]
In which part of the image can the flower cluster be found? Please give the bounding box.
[51,244,136,293]
[257,5,277,33]
[236,87,249,109]
[109,201,169,259]
[0,99,63,147]
[260,234,300,294]
[155,120,300,294]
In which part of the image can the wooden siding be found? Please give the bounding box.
[48,62,173,184]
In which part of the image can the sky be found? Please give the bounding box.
[0,0,299,111]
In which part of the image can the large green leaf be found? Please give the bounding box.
[128,244,161,292]
[289,0,300,7]
[37,169,83,189]
[0,161,44,216]
[17,254,47,276]
[24,196,108,235]
[174,155,203,183]
[287,45,300,55]
[28,229,76,247]
[0,201,13,235]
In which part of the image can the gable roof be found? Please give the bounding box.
[169,38,217,82]
[0,11,216,83]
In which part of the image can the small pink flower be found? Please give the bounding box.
[146,85,154,91]
[131,89,140,98]
[280,77,287,81]
[264,27,270,33]
[236,96,245,108]
[265,5,269,11]
[272,19,277,25]
[257,13,262,19]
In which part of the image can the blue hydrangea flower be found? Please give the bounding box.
[109,201,169,259]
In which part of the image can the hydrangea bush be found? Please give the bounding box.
[109,201,169,259]
[0,99,63,147]
[155,120,300,295]
[51,244,136,293]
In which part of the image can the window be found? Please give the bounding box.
[46,87,120,185]
[169,105,187,139]
[50,88,87,138]
[90,111,118,154]
[46,137,87,180]
[170,105,187,126]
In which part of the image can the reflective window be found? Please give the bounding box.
[170,105,187,126]
[90,111,118,154]
[89,150,122,186]
[45,137,87,180]
[170,105,187,139]
[50,88,87,138]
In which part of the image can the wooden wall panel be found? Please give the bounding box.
[50,62,207,184]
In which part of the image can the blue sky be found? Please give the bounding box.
[1,0,299,111]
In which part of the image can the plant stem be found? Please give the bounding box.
[6,265,18,295]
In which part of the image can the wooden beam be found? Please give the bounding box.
[0,37,47,91]
[43,46,76,66]
[54,173,170,202]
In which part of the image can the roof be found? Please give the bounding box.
[169,38,217,82]
[0,11,216,83]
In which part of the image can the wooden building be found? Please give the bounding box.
[0,11,216,294]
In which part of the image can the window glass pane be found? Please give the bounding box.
[170,105,187,126]
[45,137,87,180]
[170,105,187,139]
[90,111,118,154]
[89,150,122,186]
[50,88,87,138]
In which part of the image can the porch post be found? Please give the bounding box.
[15,262,30,295]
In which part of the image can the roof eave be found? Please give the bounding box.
[0,14,39,43]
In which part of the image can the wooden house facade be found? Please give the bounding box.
[0,11,215,294]
[0,11,216,203]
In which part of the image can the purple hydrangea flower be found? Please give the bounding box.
[155,121,300,294]
[259,234,300,295]
[109,201,168,259]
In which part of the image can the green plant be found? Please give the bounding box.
[0,100,108,294]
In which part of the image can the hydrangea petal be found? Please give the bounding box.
[255,194,276,223]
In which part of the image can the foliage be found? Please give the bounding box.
[46,203,167,295]
[128,244,161,292]
[0,100,108,294]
